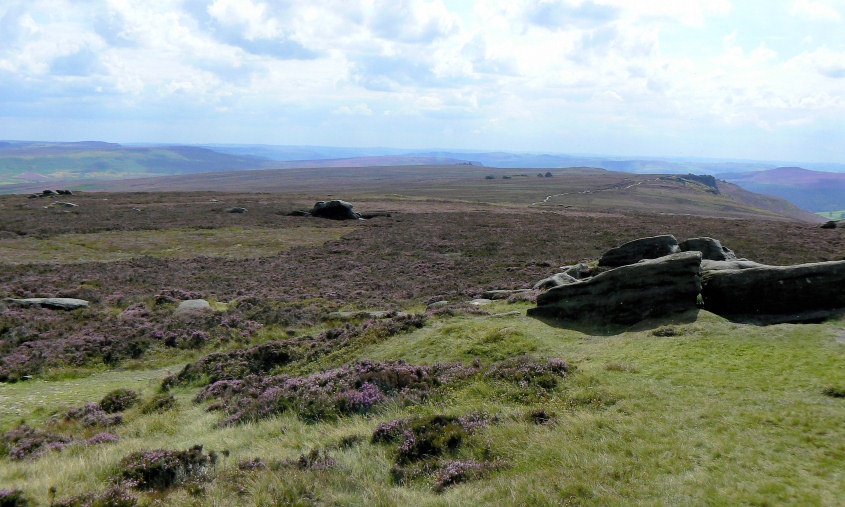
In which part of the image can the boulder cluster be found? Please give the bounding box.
[528,235,845,325]
[27,189,73,199]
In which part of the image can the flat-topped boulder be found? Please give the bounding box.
[680,237,736,261]
[701,260,845,322]
[532,272,579,290]
[328,310,405,320]
[529,252,702,325]
[701,259,765,272]
[598,235,680,267]
[5,297,89,310]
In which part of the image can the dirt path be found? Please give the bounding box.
[529,178,657,207]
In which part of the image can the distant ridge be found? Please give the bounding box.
[722,167,845,212]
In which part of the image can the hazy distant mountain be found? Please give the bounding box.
[0,141,266,185]
[722,167,845,212]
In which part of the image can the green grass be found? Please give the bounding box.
[816,210,845,220]
[0,226,349,263]
[2,306,844,505]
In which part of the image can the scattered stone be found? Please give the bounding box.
[560,263,592,279]
[532,272,579,290]
[56,189,73,195]
[27,193,39,199]
[52,202,78,208]
[598,235,680,267]
[41,189,57,196]
[469,299,493,306]
[209,198,220,202]
[225,207,247,213]
[176,299,212,312]
[427,300,449,309]
[820,220,840,229]
[700,260,845,322]
[310,200,361,220]
[679,237,736,261]
[529,252,702,325]
[482,289,532,300]
[4,297,89,310]
[490,311,522,318]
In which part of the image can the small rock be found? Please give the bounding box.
[482,289,532,300]
[52,202,78,208]
[56,189,73,195]
[41,189,57,196]
[820,220,840,229]
[469,299,493,306]
[490,311,522,318]
[533,272,579,290]
[5,297,89,310]
[427,300,449,309]
[176,299,212,312]
[225,207,247,213]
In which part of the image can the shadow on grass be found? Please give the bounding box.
[528,309,701,336]
[705,308,845,326]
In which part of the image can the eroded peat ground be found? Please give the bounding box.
[1,192,844,506]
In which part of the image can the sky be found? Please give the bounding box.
[1,0,844,163]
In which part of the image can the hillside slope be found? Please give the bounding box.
[722,167,845,212]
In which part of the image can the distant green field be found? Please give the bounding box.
[816,210,845,220]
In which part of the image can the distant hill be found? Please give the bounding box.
[0,141,266,185]
[722,167,845,212]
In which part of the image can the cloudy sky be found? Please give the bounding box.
[1,0,844,162]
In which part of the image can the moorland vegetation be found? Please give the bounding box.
[0,181,843,505]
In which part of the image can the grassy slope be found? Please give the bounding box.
[1,306,843,505]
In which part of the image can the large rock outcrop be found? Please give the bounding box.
[700,260,845,321]
[528,252,702,325]
[310,200,360,220]
[598,235,680,267]
[5,297,89,310]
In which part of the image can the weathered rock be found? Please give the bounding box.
[41,298,89,310]
[482,289,532,300]
[701,259,765,272]
[52,202,78,208]
[700,260,845,321]
[5,297,89,310]
[56,189,73,195]
[427,300,449,309]
[41,189,57,196]
[225,207,247,213]
[176,299,211,312]
[560,263,592,279]
[820,220,840,229]
[529,252,702,325]
[598,235,680,267]
[532,272,579,290]
[469,298,493,306]
[310,200,360,220]
[679,237,736,261]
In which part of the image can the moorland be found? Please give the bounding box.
[1,165,843,506]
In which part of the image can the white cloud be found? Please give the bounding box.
[333,103,373,115]
[207,0,283,40]
[791,0,842,21]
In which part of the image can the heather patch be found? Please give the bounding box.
[112,445,211,490]
[236,449,337,472]
[1,425,71,460]
[163,314,427,389]
[50,487,137,507]
[0,488,29,507]
[486,356,570,389]
[822,385,845,398]
[525,408,557,425]
[372,413,505,491]
[64,403,122,428]
[99,389,138,414]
